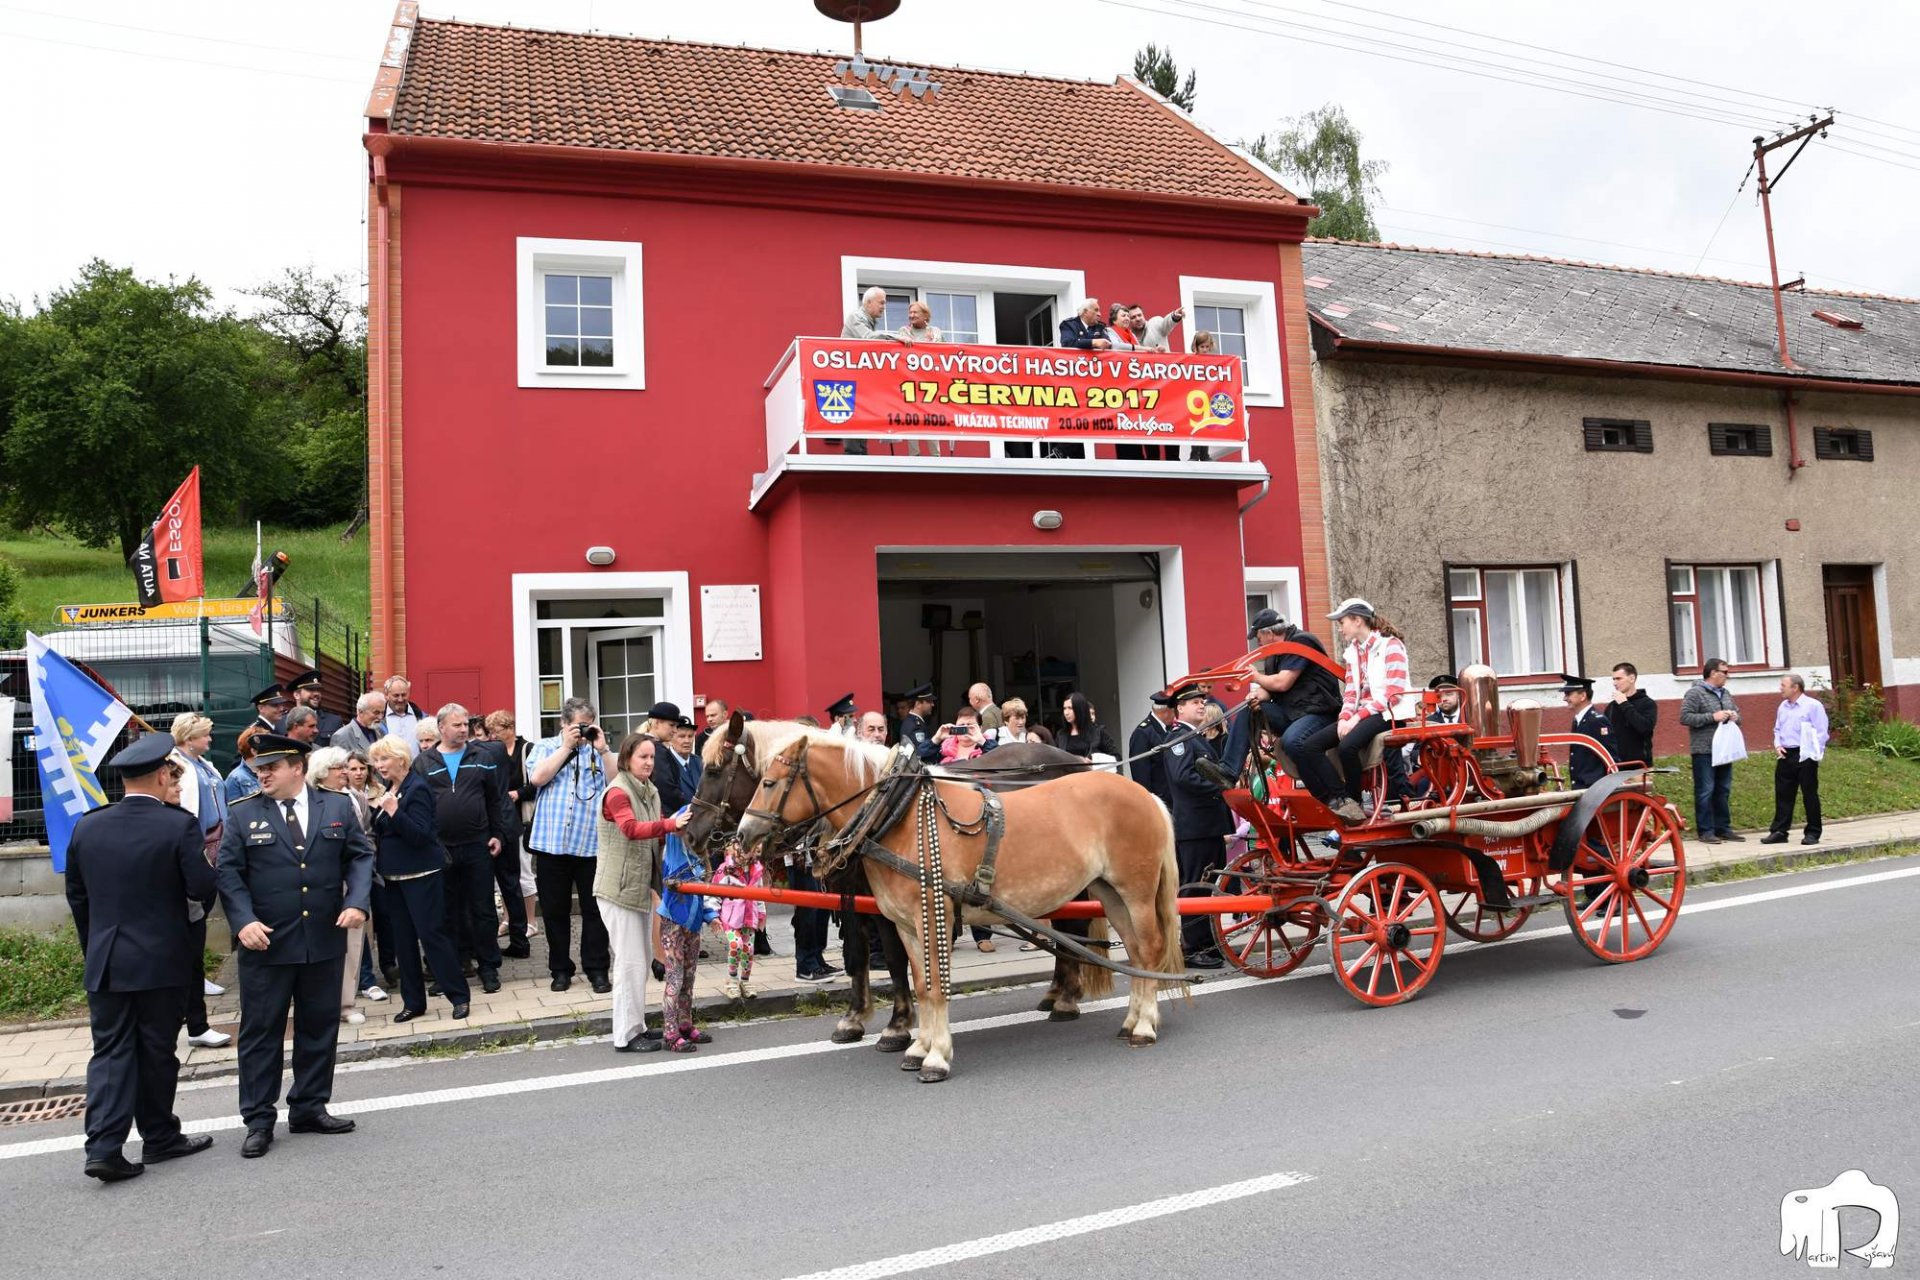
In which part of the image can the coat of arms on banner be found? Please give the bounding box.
[813,380,857,424]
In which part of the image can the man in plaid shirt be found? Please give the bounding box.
[525,698,620,993]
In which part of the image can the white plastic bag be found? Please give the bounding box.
[1711,719,1749,766]
[1798,721,1826,762]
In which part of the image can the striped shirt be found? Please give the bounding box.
[525,736,608,858]
[1341,631,1410,720]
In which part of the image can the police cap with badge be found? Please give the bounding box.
[250,682,290,711]
[248,732,312,766]
[1557,674,1596,698]
[825,693,858,720]
[903,682,933,705]
[107,732,180,779]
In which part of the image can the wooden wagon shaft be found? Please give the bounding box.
[666,880,1282,918]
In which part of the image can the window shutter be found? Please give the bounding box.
[1632,421,1653,452]
[1754,425,1773,456]
[1582,421,1607,451]
[1708,423,1729,454]
[1857,429,1875,461]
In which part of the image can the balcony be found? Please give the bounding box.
[753,337,1268,508]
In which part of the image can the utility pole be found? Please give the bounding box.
[1752,115,1834,371]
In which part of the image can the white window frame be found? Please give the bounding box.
[511,572,693,740]
[1668,561,1782,672]
[1179,275,1285,407]
[517,237,646,390]
[839,256,1088,347]
[1243,566,1303,632]
[1447,563,1580,681]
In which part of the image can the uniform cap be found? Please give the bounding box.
[1149,691,1176,708]
[249,733,312,764]
[825,693,858,719]
[904,682,934,701]
[108,733,178,778]
[1427,673,1461,691]
[285,669,323,692]
[1170,684,1208,704]
[1556,673,1595,695]
[250,682,290,707]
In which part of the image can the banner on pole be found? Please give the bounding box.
[129,466,205,607]
[55,598,290,625]
[26,633,133,871]
[795,338,1248,445]
[0,696,14,824]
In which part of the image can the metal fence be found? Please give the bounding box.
[2,602,367,847]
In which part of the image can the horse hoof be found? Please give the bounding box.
[901,1055,925,1072]
[917,1066,950,1083]
[829,1026,866,1045]
[1116,1025,1134,1040]
[1127,1033,1158,1048]
[1047,1008,1080,1023]
[1036,996,1056,1012]
[875,1034,912,1054]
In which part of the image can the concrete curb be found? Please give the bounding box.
[0,963,1055,1104]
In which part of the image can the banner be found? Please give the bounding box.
[55,598,290,625]
[26,633,132,871]
[0,696,14,825]
[129,466,204,607]
[797,338,1247,446]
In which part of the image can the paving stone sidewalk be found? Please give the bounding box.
[4,807,1915,1101]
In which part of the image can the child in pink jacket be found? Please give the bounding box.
[714,838,767,999]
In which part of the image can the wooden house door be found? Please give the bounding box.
[1821,565,1882,689]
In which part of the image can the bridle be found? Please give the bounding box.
[741,738,830,840]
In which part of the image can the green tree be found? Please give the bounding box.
[1132,43,1197,111]
[244,268,367,526]
[1252,104,1388,241]
[0,261,279,559]
[0,557,24,648]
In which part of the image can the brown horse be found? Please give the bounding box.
[733,721,1184,1082]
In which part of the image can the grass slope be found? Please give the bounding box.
[1651,746,1920,831]
[0,523,368,637]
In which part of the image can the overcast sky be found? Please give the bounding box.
[4,1,1917,313]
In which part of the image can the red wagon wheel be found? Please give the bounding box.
[1441,875,1539,942]
[1555,791,1687,963]
[1329,861,1445,1006]
[1210,850,1322,978]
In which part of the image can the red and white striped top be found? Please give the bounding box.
[1341,631,1409,720]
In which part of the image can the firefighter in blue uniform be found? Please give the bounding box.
[1162,685,1233,968]
[65,733,220,1182]
[1127,691,1178,808]
[279,668,345,740]
[1561,674,1613,790]
[247,682,289,735]
[897,683,939,763]
[216,733,375,1159]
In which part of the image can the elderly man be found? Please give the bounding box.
[1058,298,1111,350]
[967,683,1004,733]
[857,711,890,745]
[331,691,386,756]
[414,704,507,993]
[839,286,901,457]
[1763,674,1828,847]
[381,676,426,757]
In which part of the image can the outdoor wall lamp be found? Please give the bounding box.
[1032,510,1064,531]
[584,546,617,566]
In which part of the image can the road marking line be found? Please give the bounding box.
[4,861,1915,1163]
[774,1170,1316,1280]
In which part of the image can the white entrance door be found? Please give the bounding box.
[586,626,660,741]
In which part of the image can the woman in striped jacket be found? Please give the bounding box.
[1297,597,1412,823]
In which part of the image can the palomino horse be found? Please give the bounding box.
[688,719,1106,1049]
[732,721,1184,1082]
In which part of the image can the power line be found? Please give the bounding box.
[1375,203,1768,272]
[1100,0,1798,134]
[1220,0,1815,126]
[0,27,370,87]
[1691,162,1755,274]
[0,4,369,64]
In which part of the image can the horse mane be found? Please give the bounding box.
[740,720,893,788]
[700,726,735,768]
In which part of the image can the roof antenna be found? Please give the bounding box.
[815,0,898,57]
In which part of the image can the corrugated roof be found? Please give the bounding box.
[1303,240,1920,386]
[384,19,1298,208]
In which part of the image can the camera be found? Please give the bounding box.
[577,724,600,744]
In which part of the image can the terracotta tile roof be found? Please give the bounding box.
[384,18,1298,207]
[1304,239,1920,386]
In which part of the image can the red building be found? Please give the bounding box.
[363,6,1325,739]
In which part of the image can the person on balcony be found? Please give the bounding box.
[896,300,945,457]
[837,286,900,456]
[1130,302,1184,352]
[1105,302,1140,351]
[1059,298,1111,350]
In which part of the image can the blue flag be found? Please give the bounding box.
[26,633,132,872]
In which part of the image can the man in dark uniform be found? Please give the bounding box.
[1127,692,1178,808]
[280,669,344,741]
[1163,685,1232,968]
[216,734,375,1159]
[1561,674,1614,790]
[1404,673,1464,791]
[247,683,290,737]
[826,692,858,737]
[898,683,938,763]
[65,734,220,1182]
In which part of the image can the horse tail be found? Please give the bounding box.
[1154,801,1189,1000]
[1078,916,1114,1000]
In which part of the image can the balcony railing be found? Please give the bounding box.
[754,336,1266,507]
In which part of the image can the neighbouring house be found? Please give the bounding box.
[1303,238,1920,751]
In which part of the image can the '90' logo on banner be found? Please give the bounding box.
[813,381,857,425]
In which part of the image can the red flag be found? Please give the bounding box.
[129,467,204,607]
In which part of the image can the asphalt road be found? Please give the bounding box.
[3,855,1917,1280]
